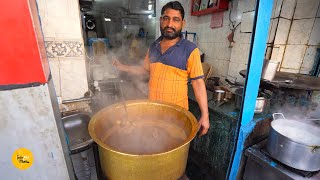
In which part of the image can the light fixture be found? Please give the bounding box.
[148,0,153,10]
[104,17,111,22]
[148,15,152,19]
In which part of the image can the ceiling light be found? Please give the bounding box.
[148,15,152,19]
[148,4,153,10]
[104,18,111,22]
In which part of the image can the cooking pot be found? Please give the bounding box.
[88,100,199,180]
[266,113,320,171]
[234,88,270,114]
[261,60,279,81]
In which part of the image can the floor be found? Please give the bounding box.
[71,147,98,180]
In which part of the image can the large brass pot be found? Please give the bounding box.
[88,100,199,180]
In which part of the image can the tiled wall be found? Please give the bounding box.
[157,0,256,82]
[37,0,88,100]
[157,0,320,83]
[268,0,320,74]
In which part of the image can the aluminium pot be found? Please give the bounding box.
[261,60,279,81]
[266,113,320,171]
[88,100,199,180]
[234,88,270,114]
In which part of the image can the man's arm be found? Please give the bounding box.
[113,60,147,75]
[191,78,210,136]
[113,50,150,75]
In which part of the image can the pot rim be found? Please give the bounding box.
[270,119,320,147]
[88,99,200,157]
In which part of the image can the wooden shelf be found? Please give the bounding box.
[191,0,229,16]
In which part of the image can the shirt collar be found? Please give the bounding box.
[155,35,184,50]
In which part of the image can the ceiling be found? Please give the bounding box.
[80,0,155,17]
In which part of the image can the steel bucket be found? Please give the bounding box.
[88,100,199,180]
[266,113,320,171]
[234,88,270,114]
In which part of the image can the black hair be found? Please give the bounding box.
[161,1,185,20]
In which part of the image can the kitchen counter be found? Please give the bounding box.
[186,84,272,180]
[240,69,320,91]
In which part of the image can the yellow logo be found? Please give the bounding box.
[12,148,34,170]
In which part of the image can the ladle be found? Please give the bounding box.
[112,57,130,125]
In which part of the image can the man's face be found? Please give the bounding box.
[160,8,185,40]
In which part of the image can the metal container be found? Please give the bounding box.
[234,88,270,114]
[266,113,320,171]
[62,113,93,154]
[261,60,279,81]
[88,100,199,180]
[214,90,225,102]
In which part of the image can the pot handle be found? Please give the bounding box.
[272,113,286,120]
[311,146,320,153]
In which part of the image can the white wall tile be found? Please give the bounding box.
[287,19,315,44]
[227,62,247,81]
[59,59,88,100]
[317,4,320,17]
[209,27,223,43]
[294,0,320,19]
[272,0,283,18]
[282,45,307,69]
[48,59,61,97]
[265,46,272,59]
[238,0,256,13]
[218,60,230,77]
[38,0,83,39]
[280,68,300,73]
[220,26,232,44]
[300,46,318,73]
[216,43,232,60]
[270,45,286,67]
[274,18,291,44]
[280,0,296,19]
[309,18,320,45]
[241,11,255,33]
[268,18,279,43]
[204,43,212,58]
[234,26,252,44]
[39,17,55,38]
[230,43,251,63]
[270,46,279,60]
[207,58,220,76]
[46,0,68,18]
[201,42,209,56]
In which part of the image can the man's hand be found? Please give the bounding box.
[112,59,124,71]
[191,78,210,136]
[112,59,147,75]
[198,114,210,136]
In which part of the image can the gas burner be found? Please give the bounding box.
[260,148,319,178]
[243,140,320,180]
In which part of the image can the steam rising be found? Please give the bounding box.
[89,33,150,112]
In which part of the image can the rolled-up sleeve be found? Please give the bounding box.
[187,48,204,80]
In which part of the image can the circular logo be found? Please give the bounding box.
[12,148,34,170]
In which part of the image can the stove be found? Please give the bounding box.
[243,140,320,180]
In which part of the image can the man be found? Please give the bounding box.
[114,1,209,136]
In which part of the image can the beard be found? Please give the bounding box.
[160,26,182,40]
